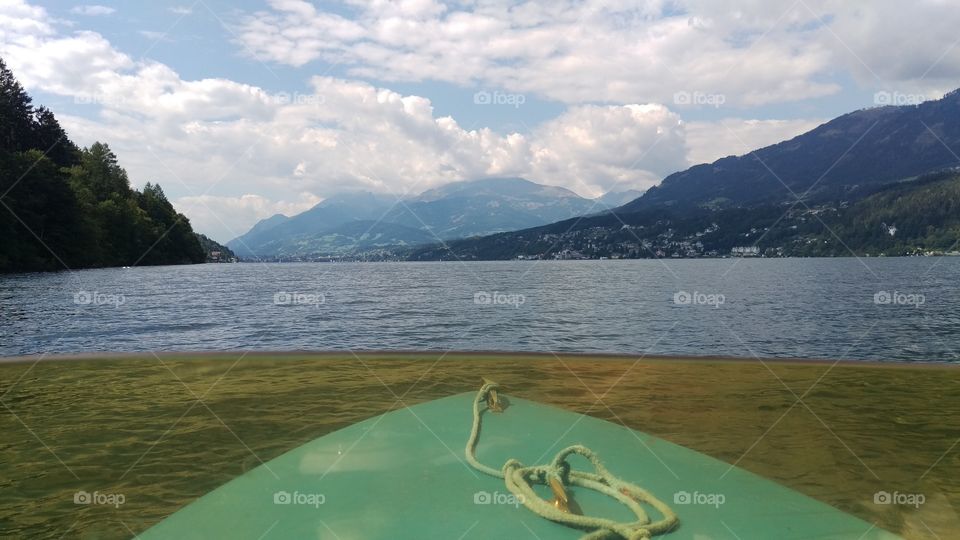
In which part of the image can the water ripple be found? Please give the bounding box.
[1,259,959,361]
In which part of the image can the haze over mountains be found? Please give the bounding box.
[228,178,636,257]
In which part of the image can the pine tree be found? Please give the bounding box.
[32,106,80,168]
[76,142,132,201]
[0,57,34,154]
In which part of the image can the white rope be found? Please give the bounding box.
[465,381,679,540]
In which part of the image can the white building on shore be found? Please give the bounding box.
[731,246,761,257]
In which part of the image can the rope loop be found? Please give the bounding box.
[465,381,679,539]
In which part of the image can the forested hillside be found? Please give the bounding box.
[0,57,204,273]
[796,171,960,256]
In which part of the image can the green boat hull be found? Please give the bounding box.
[142,392,899,539]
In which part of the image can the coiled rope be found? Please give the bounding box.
[465,380,679,540]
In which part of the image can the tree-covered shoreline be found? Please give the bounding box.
[0,57,205,273]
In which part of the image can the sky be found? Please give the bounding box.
[1,0,959,243]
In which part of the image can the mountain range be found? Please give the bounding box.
[228,178,638,257]
[408,89,960,260]
[625,89,960,213]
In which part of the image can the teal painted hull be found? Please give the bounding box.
[142,393,899,539]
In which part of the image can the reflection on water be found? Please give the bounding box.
[0,353,957,539]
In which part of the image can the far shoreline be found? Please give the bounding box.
[2,349,957,369]
[4,254,960,276]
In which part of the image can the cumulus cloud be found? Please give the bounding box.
[0,0,53,41]
[528,104,686,196]
[4,30,132,96]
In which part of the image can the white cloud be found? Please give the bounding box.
[234,0,960,107]
[684,118,826,166]
[70,5,115,16]
[168,6,193,15]
[5,38,683,242]
[3,30,133,96]
[0,0,53,41]
[528,104,686,196]
[53,70,685,240]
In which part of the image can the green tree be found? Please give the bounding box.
[32,106,80,168]
[0,151,85,271]
[136,182,205,265]
[73,142,131,202]
[0,57,34,154]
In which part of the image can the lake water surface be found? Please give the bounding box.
[2,258,959,361]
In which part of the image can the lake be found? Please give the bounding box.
[2,258,959,361]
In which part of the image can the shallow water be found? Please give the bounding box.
[2,258,960,361]
[0,353,957,539]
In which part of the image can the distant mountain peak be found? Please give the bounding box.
[227,176,598,257]
[237,213,290,241]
